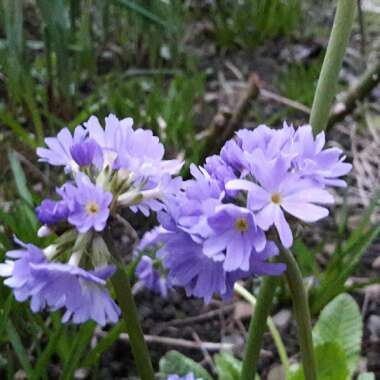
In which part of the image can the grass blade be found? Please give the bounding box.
[7,320,33,378]
[8,150,34,207]
[31,325,64,380]
[60,322,95,380]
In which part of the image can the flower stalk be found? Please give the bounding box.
[235,283,289,377]
[280,247,317,380]
[310,0,356,134]
[104,228,155,380]
[111,264,155,380]
[239,276,279,380]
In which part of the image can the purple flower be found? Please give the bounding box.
[66,174,113,233]
[220,139,247,173]
[84,114,131,167]
[204,155,236,184]
[203,204,266,271]
[177,165,224,241]
[36,199,69,225]
[0,239,120,326]
[113,118,183,179]
[135,256,170,297]
[30,263,119,326]
[236,123,294,159]
[227,153,335,248]
[159,230,234,303]
[167,374,201,380]
[126,175,183,217]
[134,227,171,297]
[0,238,46,302]
[37,126,86,171]
[70,138,103,168]
[291,125,352,187]
[239,240,286,277]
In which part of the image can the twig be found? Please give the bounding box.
[327,60,380,130]
[357,0,367,60]
[201,73,260,158]
[119,333,237,352]
[260,89,311,114]
[192,331,215,370]
[158,304,235,330]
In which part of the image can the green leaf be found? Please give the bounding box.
[82,321,125,368]
[214,352,242,380]
[7,320,33,378]
[313,293,362,375]
[159,351,212,380]
[357,373,375,380]
[8,150,33,207]
[289,342,348,380]
[31,325,64,380]
[59,322,95,380]
[292,239,316,276]
[112,0,169,29]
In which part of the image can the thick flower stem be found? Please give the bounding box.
[280,248,317,380]
[235,283,289,376]
[111,265,155,380]
[240,276,279,380]
[104,221,154,380]
[310,0,356,134]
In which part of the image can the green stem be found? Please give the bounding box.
[111,265,155,380]
[235,283,289,377]
[104,224,154,380]
[280,248,317,380]
[239,276,279,380]
[309,0,356,134]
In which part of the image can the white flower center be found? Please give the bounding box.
[86,201,100,215]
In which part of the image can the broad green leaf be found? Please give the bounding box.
[289,342,348,380]
[313,294,362,375]
[159,351,212,380]
[357,373,375,380]
[214,352,241,380]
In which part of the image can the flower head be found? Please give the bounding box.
[157,167,284,303]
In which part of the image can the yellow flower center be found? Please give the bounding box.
[235,217,249,232]
[271,192,282,205]
[85,201,100,215]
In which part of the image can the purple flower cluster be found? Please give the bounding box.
[1,114,182,325]
[224,124,351,247]
[0,239,119,325]
[154,123,350,302]
[1,118,351,322]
